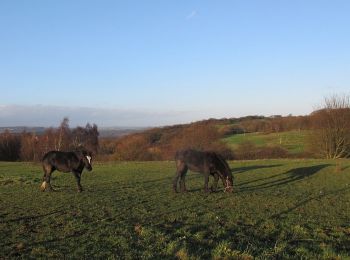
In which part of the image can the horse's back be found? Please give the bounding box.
[42,151,79,172]
[175,149,212,173]
[43,151,77,160]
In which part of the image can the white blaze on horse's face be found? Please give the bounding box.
[86,156,92,164]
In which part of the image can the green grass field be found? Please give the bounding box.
[1,160,350,259]
[223,130,308,154]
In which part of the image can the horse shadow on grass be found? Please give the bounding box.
[0,207,66,224]
[251,186,350,230]
[172,165,283,193]
[232,164,283,174]
[270,186,350,221]
[6,231,87,258]
[183,164,322,193]
[237,164,332,192]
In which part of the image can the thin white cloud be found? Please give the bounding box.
[186,10,197,20]
[0,105,200,127]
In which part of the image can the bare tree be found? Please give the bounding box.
[309,94,350,159]
[56,117,71,151]
[0,130,21,161]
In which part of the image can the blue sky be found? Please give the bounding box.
[0,0,349,127]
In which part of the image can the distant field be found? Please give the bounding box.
[223,130,308,154]
[1,160,349,259]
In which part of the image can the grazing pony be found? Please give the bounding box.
[40,150,92,192]
[173,149,233,193]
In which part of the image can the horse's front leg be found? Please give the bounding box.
[203,172,210,193]
[41,165,54,192]
[173,172,181,193]
[73,171,83,192]
[179,172,188,193]
[211,173,219,192]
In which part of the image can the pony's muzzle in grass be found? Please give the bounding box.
[224,176,233,193]
[224,186,233,193]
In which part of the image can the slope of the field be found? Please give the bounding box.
[0,160,349,259]
[223,130,308,155]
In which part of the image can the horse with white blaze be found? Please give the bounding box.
[40,150,93,192]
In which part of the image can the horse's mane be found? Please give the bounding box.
[212,152,233,178]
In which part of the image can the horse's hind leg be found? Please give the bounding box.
[172,173,180,193]
[173,161,187,193]
[41,164,54,192]
[211,173,219,192]
[179,170,188,192]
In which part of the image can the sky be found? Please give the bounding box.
[0,0,349,127]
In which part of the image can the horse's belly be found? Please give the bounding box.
[55,165,73,173]
[188,165,204,173]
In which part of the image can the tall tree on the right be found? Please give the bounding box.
[309,94,350,159]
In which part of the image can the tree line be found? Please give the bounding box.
[1,94,349,161]
[0,118,99,161]
[98,115,312,161]
[98,94,349,161]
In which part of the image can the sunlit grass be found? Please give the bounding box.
[223,130,308,154]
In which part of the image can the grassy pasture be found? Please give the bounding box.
[0,160,349,259]
[223,130,308,154]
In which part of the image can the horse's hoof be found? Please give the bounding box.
[40,181,49,192]
[40,181,45,191]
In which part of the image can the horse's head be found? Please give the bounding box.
[224,175,233,193]
[77,150,93,171]
[214,153,234,193]
[219,165,233,193]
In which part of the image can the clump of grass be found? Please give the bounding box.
[175,247,190,260]
[212,241,253,260]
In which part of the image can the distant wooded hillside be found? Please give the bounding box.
[99,115,312,161]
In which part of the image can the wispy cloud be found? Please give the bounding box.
[0,105,199,127]
[186,10,197,20]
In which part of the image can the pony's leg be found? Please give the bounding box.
[172,173,180,193]
[203,170,210,193]
[173,161,187,193]
[41,164,54,192]
[73,171,83,192]
[179,170,188,192]
[211,173,219,192]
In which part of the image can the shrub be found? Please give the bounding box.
[0,131,21,161]
[235,141,288,160]
[307,95,350,159]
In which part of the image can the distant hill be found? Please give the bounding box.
[98,127,149,138]
[0,126,147,138]
[0,126,46,134]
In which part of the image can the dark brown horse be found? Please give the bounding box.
[173,149,233,193]
[40,150,92,192]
